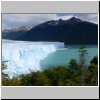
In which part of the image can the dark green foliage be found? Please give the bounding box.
[2,50,98,86]
[87,56,98,86]
[90,56,98,64]
[2,61,10,86]
[43,66,69,86]
[19,71,50,86]
[68,59,80,74]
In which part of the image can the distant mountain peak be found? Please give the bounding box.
[18,26,32,31]
[45,17,82,26]
[66,17,81,23]
[3,25,32,33]
[70,17,81,20]
[58,18,63,21]
[38,17,82,28]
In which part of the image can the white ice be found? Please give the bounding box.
[2,39,64,78]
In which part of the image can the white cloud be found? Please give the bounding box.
[2,14,98,30]
[74,14,98,24]
[2,14,74,30]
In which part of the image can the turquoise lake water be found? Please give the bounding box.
[40,45,98,69]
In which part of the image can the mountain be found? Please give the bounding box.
[3,17,98,44]
[2,26,32,40]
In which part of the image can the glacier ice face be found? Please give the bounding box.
[2,40,64,77]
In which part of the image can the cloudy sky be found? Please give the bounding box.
[2,14,98,30]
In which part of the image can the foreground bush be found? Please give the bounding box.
[2,56,98,86]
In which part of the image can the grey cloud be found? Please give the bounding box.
[2,14,98,30]
[73,14,98,24]
[2,14,55,29]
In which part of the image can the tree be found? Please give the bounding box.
[79,46,88,68]
[90,56,98,65]
[68,59,83,85]
[78,46,88,85]
[2,61,10,86]
[68,59,80,74]
[87,56,98,86]
[19,71,50,86]
[43,66,69,86]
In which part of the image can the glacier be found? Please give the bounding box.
[2,39,64,78]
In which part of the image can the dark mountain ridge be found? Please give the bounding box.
[3,17,98,44]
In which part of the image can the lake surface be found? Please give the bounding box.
[40,45,98,70]
[2,39,98,77]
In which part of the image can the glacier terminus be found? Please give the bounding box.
[2,39,64,78]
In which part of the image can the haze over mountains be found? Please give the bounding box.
[2,17,98,44]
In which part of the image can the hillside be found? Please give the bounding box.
[3,17,98,44]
